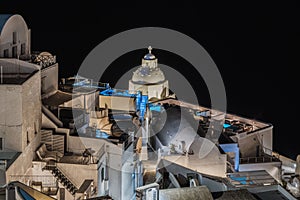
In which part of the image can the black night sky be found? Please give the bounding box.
[1,2,299,159]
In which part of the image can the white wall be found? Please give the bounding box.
[67,136,108,154]
[121,162,135,200]
[0,85,22,151]
[21,71,41,151]
[239,162,281,182]
[64,91,98,112]
[129,80,169,100]
[0,68,41,152]
[5,133,41,184]
[71,138,125,200]
[237,126,273,158]
[99,95,135,111]
[41,63,58,95]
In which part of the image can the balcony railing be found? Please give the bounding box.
[31,52,56,69]
[9,175,58,188]
[240,155,280,164]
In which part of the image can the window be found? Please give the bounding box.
[101,168,105,182]
[0,138,3,151]
[27,131,29,145]
[12,46,17,58]
[34,122,37,135]
[21,43,26,55]
[13,31,17,44]
[3,49,9,57]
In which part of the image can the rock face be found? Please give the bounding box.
[159,186,213,200]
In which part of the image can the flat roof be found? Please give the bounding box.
[0,151,21,170]
[0,59,39,85]
[42,90,73,107]
[212,189,256,200]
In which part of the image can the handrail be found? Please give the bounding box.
[94,145,106,162]
[9,175,57,187]
[240,155,279,164]
[56,166,78,189]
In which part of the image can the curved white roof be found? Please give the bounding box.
[131,65,165,84]
[131,47,166,84]
[0,14,28,35]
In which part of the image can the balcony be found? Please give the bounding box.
[240,155,280,164]
[9,175,58,196]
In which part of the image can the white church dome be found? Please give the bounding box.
[131,46,166,84]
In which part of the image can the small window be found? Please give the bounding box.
[12,46,17,58]
[21,43,26,55]
[34,122,37,135]
[13,31,17,44]
[3,49,9,57]
[101,168,105,182]
[27,131,29,145]
[0,138,3,151]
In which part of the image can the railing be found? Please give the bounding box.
[54,166,78,195]
[94,145,106,162]
[262,146,273,156]
[240,155,279,164]
[31,52,56,68]
[9,175,58,187]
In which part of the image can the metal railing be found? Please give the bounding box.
[56,165,78,189]
[240,155,279,164]
[94,145,106,162]
[9,175,57,187]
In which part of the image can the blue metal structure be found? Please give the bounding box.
[219,143,240,171]
[223,123,231,128]
[148,103,161,112]
[229,175,254,185]
[100,89,136,98]
[135,91,142,112]
[139,95,148,121]
[73,80,110,90]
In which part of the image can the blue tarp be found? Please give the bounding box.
[149,105,161,112]
[100,89,136,97]
[95,130,110,139]
[220,143,240,171]
[18,188,35,200]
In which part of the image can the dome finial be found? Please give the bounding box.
[148,46,152,54]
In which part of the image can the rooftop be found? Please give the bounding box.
[0,151,21,170]
[0,59,39,85]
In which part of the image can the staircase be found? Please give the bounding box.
[41,130,53,150]
[52,135,64,153]
[41,129,65,154]
[47,165,78,196]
